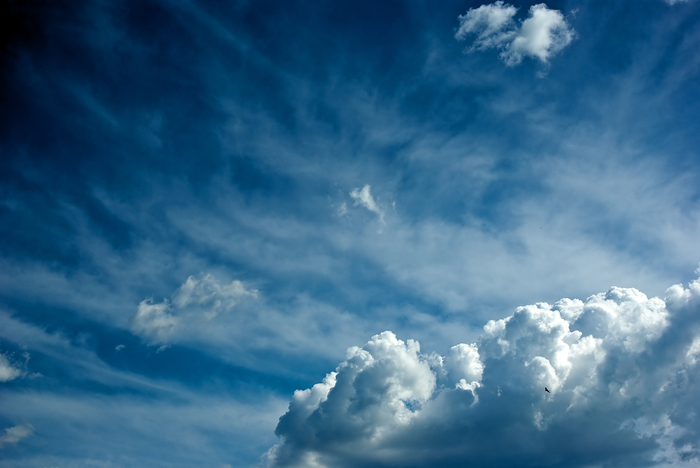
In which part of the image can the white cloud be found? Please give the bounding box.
[267,277,700,467]
[0,424,33,448]
[502,4,576,65]
[350,185,385,224]
[131,299,180,345]
[0,354,22,382]
[455,2,575,66]
[454,1,518,50]
[269,331,442,467]
[130,274,258,345]
[173,274,257,319]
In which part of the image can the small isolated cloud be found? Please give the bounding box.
[0,424,34,448]
[0,354,22,382]
[131,299,179,345]
[266,277,700,467]
[665,0,690,4]
[455,2,575,66]
[350,185,385,224]
[115,344,125,351]
[336,202,348,218]
[131,274,258,345]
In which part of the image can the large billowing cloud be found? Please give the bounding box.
[266,278,700,467]
[455,2,575,66]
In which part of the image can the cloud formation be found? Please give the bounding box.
[455,2,575,66]
[350,185,385,224]
[0,354,22,382]
[267,278,700,467]
[0,424,34,448]
[131,274,258,345]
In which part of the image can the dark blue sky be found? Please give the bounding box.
[2,0,700,466]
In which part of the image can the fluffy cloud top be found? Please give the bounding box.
[266,278,700,467]
[131,274,258,345]
[0,424,34,448]
[455,2,575,66]
[350,185,385,224]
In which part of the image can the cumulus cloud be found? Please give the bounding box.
[266,277,700,467]
[131,274,258,345]
[0,354,22,382]
[350,185,385,224]
[455,2,575,66]
[0,424,34,448]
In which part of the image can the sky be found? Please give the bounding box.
[1,0,700,466]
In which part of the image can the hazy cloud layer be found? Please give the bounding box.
[456,2,575,65]
[267,278,700,467]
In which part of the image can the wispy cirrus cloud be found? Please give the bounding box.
[0,309,288,466]
[455,2,575,66]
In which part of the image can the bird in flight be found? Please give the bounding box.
[544,387,550,393]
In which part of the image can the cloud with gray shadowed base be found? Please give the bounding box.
[265,277,700,467]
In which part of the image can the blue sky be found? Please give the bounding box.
[2,0,700,466]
